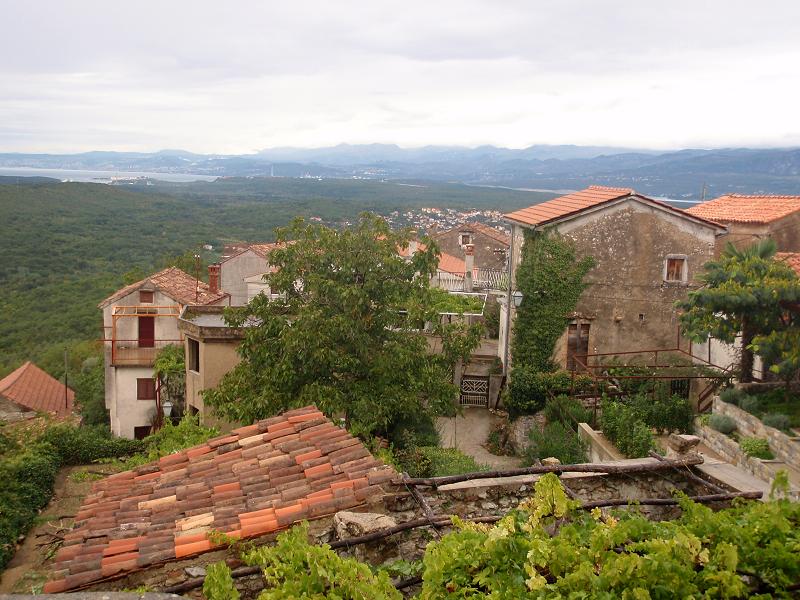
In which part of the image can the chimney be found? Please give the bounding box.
[208,263,220,294]
[464,244,474,292]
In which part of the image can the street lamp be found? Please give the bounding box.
[162,400,174,419]
[512,290,524,308]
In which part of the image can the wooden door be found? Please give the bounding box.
[567,323,590,371]
[138,316,155,348]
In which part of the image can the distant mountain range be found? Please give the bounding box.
[2,144,800,199]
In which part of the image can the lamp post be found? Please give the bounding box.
[512,290,524,308]
[162,399,174,424]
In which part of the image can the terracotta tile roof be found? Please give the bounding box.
[686,194,800,224]
[98,267,229,308]
[777,252,800,276]
[437,251,467,274]
[504,185,635,227]
[397,241,428,258]
[222,242,293,264]
[44,406,396,593]
[0,362,74,416]
[433,222,510,247]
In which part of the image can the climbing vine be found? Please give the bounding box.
[511,229,594,373]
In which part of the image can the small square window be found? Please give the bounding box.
[137,378,156,400]
[460,234,472,246]
[187,338,200,373]
[665,257,687,282]
[139,290,154,303]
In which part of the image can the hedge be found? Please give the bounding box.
[506,368,593,417]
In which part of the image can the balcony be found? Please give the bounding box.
[432,269,508,292]
[109,339,183,366]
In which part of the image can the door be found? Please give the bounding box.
[460,376,489,407]
[567,323,590,371]
[138,316,155,348]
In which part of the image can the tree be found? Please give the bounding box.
[679,239,800,382]
[203,214,482,436]
[512,229,594,372]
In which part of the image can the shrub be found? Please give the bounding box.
[739,437,774,459]
[739,395,761,414]
[628,391,693,434]
[762,413,791,432]
[543,395,592,427]
[506,367,592,417]
[600,401,654,458]
[38,424,143,465]
[386,412,439,450]
[708,414,737,435]
[719,387,746,405]
[524,422,587,465]
[122,414,217,469]
[395,446,486,478]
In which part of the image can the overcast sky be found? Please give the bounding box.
[1,1,799,154]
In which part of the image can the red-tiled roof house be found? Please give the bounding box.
[501,186,726,370]
[0,361,74,418]
[99,267,230,439]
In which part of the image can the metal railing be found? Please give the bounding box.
[432,269,508,292]
[107,339,183,366]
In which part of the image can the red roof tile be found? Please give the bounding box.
[47,406,396,592]
[99,267,229,308]
[0,361,74,416]
[777,252,800,276]
[504,185,724,230]
[686,194,800,224]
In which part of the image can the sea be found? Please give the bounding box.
[0,166,217,183]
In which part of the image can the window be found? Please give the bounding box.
[460,233,472,246]
[664,255,687,282]
[134,425,152,440]
[139,290,154,303]
[188,338,200,372]
[137,378,156,400]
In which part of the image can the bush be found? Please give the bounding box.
[719,387,747,405]
[506,367,592,417]
[543,395,592,427]
[524,422,587,465]
[122,414,217,468]
[762,413,791,432]
[386,412,439,450]
[600,401,654,458]
[38,424,143,465]
[739,395,761,414]
[628,390,693,434]
[708,414,737,435]
[395,446,486,478]
[739,437,774,459]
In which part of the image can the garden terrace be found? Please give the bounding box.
[43,406,396,593]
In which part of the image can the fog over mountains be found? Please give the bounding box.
[3,144,800,200]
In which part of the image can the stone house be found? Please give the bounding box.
[99,267,230,439]
[219,243,284,306]
[501,185,726,371]
[686,194,800,253]
[430,221,510,271]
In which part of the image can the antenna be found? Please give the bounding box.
[194,252,201,302]
[700,182,707,202]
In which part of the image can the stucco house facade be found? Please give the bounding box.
[500,185,726,371]
[219,243,283,305]
[99,267,229,439]
[686,194,800,253]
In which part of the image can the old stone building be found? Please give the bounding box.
[501,185,726,370]
[430,222,510,271]
[686,193,800,253]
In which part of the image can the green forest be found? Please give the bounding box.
[0,177,552,378]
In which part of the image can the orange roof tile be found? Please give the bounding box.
[437,251,467,274]
[686,194,800,224]
[777,252,800,276]
[504,185,634,226]
[0,361,74,416]
[98,267,229,308]
[433,222,510,247]
[46,406,396,592]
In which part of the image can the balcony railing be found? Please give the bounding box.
[432,269,508,292]
[108,339,183,366]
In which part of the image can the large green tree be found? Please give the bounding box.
[679,239,800,382]
[203,214,482,435]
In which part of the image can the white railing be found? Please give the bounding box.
[432,269,508,292]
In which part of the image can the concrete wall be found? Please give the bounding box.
[184,336,242,432]
[220,250,268,306]
[578,423,624,462]
[107,365,157,439]
[433,226,508,270]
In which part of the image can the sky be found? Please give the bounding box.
[1,1,799,154]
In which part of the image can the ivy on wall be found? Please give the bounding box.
[511,229,595,372]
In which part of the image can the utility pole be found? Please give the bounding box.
[700,182,707,202]
[64,347,69,411]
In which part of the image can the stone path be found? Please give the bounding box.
[437,407,522,470]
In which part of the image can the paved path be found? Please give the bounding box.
[437,407,522,469]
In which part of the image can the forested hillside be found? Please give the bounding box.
[0,178,550,378]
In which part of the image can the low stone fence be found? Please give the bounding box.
[712,397,800,470]
[577,423,623,463]
[694,421,778,484]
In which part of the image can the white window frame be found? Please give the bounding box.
[663,254,688,283]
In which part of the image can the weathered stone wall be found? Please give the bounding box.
[694,421,778,485]
[433,227,507,270]
[712,397,800,469]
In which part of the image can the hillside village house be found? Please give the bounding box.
[430,222,510,271]
[0,361,75,420]
[219,243,283,305]
[500,185,726,372]
[99,267,229,439]
[686,194,800,253]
